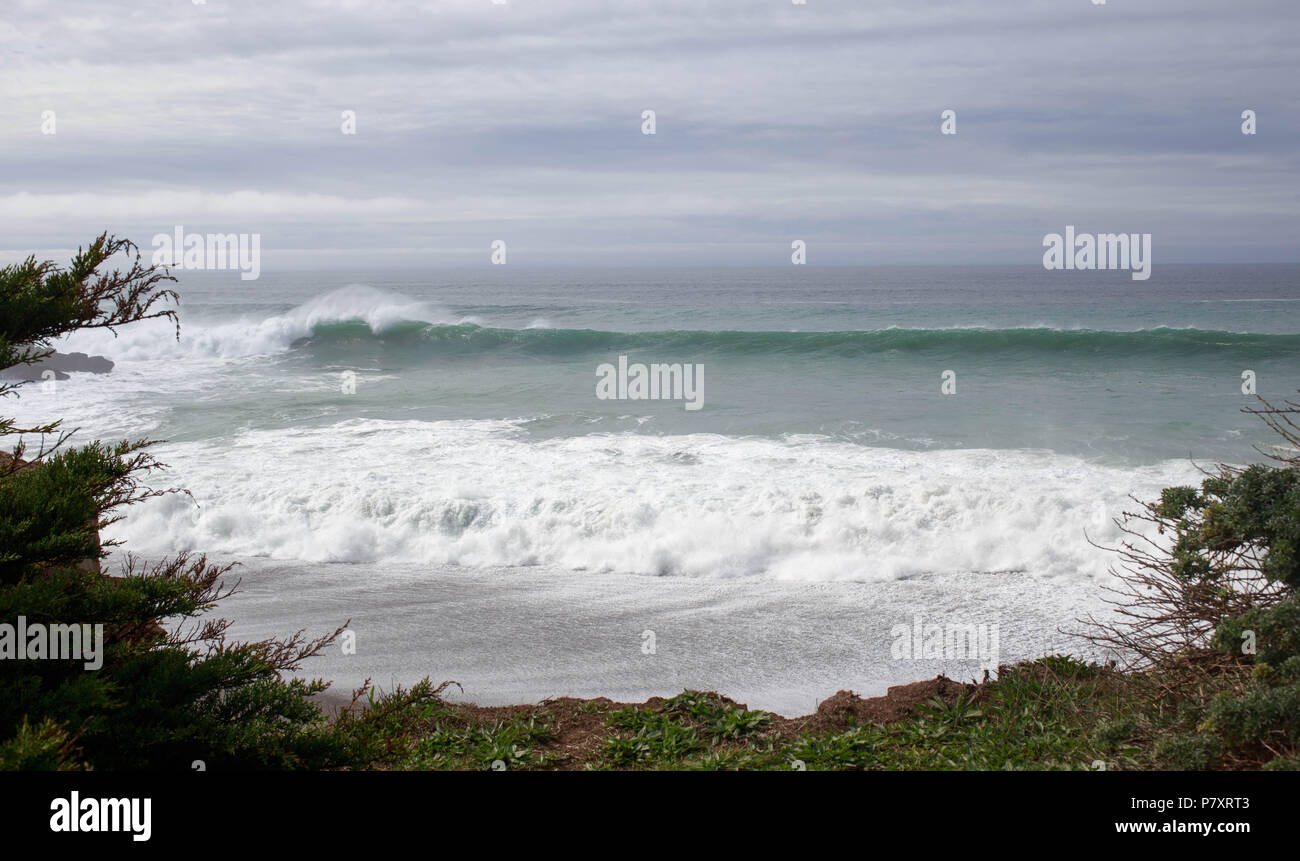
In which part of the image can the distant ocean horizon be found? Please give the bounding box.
[15,263,1299,713]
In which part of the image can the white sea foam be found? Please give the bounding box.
[102,418,1200,582]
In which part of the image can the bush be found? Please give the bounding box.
[0,236,347,770]
[1213,593,1300,666]
[0,718,80,771]
[1088,393,1300,768]
[1154,733,1221,771]
[1203,683,1300,748]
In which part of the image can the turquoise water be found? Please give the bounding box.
[85,264,1300,457]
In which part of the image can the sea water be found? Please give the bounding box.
[14,264,1299,713]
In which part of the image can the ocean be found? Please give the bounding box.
[15,264,1300,714]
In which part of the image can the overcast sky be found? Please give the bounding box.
[1,0,1297,268]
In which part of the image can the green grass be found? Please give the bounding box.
[322,656,1272,771]
[595,659,1151,770]
[404,718,558,770]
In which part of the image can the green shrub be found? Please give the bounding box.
[0,236,348,770]
[1214,594,1300,666]
[0,717,80,771]
[1203,682,1300,747]
[1154,733,1221,770]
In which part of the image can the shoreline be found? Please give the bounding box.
[310,673,980,725]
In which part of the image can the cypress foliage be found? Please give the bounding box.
[0,235,346,770]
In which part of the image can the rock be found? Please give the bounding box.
[812,675,978,727]
[0,351,114,381]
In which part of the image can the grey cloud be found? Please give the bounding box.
[1,0,1297,266]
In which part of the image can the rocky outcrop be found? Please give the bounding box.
[810,675,980,728]
[0,351,114,381]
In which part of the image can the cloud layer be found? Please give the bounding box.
[2,0,1297,267]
